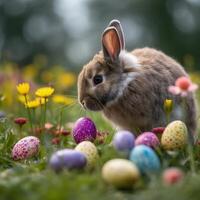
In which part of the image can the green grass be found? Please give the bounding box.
[0,99,200,200]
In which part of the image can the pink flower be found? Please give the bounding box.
[168,76,198,97]
[45,122,54,130]
[162,167,184,185]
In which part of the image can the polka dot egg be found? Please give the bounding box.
[75,141,98,168]
[161,120,188,150]
[12,136,40,160]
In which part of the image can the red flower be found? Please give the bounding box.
[61,130,70,136]
[51,137,61,145]
[96,131,109,144]
[151,127,165,135]
[14,117,28,126]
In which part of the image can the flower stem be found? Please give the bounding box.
[43,97,47,128]
[24,95,33,133]
[59,107,64,134]
[166,113,170,125]
[188,142,196,174]
[19,125,22,138]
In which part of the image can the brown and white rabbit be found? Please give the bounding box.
[78,19,197,141]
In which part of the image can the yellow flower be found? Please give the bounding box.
[52,95,76,105]
[26,99,40,108]
[35,87,54,98]
[16,82,30,95]
[23,65,38,80]
[57,72,76,89]
[164,99,173,114]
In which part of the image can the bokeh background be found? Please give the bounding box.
[0,0,200,111]
[0,0,200,69]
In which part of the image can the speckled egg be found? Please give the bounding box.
[49,149,87,172]
[75,141,98,168]
[12,136,40,160]
[129,145,161,174]
[72,117,97,144]
[161,120,188,150]
[102,159,140,188]
[112,130,135,153]
[135,132,159,148]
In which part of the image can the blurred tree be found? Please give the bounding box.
[0,0,200,70]
[0,0,68,66]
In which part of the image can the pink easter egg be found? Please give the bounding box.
[135,132,159,148]
[12,136,40,160]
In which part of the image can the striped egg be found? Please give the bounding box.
[161,120,188,150]
[12,136,40,160]
[75,141,98,168]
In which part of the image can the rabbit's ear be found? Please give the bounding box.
[102,27,121,62]
[108,19,125,49]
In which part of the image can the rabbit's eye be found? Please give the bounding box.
[93,75,103,85]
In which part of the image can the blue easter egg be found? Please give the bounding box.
[49,149,87,172]
[129,145,160,174]
[112,130,135,152]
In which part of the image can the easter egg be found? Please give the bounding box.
[129,145,160,174]
[135,132,159,148]
[102,159,140,188]
[12,136,40,160]
[72,117,97,144]
[161,120,188,150]
[49,149,87,172]
[75,141,98,168]
[112,130,135,152]
[162,167,184,185]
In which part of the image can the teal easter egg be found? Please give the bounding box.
[129,145,160,174]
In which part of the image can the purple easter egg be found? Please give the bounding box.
[12,136,40,160]
[72,117,97,144]
[135,132,159,148]
[49,149,87,172]
[112,130,135,152]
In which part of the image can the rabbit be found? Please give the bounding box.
[77,19,197,142]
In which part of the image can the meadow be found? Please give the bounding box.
[0,61,200,200]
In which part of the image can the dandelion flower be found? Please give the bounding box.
[35,87,54,98]
[26,99,40,108]
[168,76,198,97]
[16,82,30,95]
[57,72,76,88]
[52,94,75,105]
